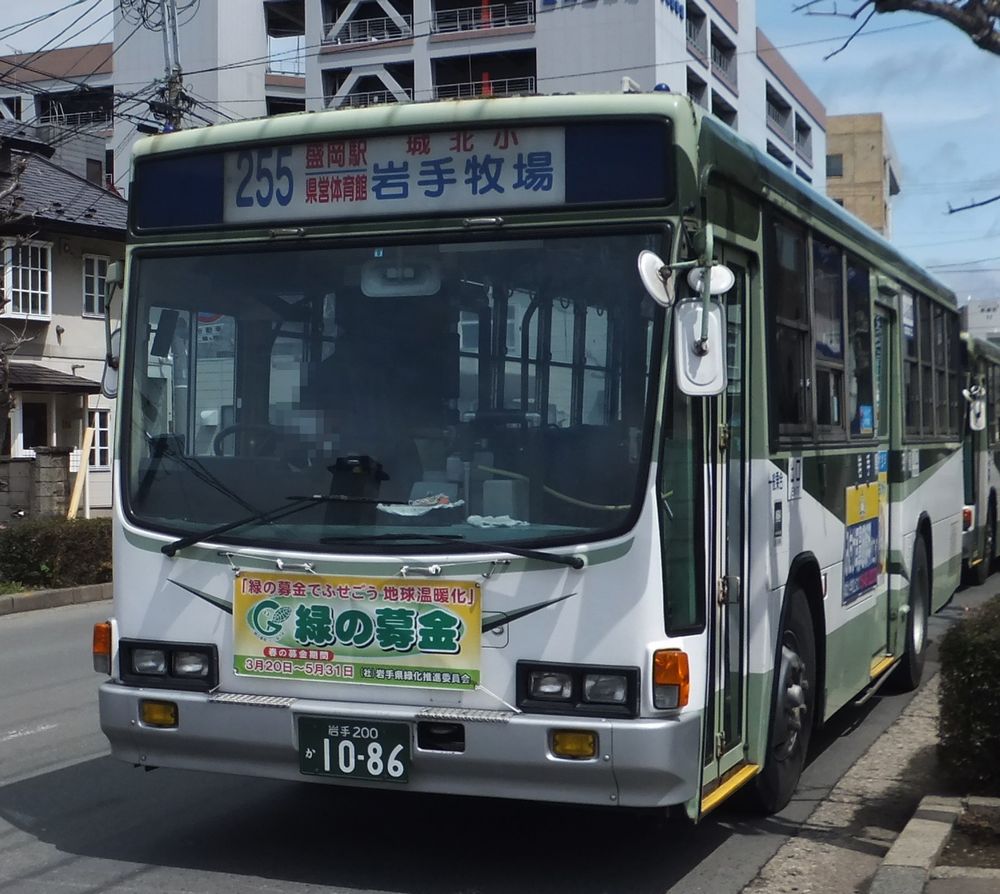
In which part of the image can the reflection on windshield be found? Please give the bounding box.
[125,233,662,551]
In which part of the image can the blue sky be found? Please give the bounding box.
[2,2,998,300]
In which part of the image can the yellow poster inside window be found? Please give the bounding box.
[233,572,481,690]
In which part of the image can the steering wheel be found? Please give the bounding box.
[212,423,282,457]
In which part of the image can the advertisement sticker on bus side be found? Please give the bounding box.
[233,572,481,689]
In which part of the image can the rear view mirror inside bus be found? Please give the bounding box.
[674,300,727,396]
[361,258,441,297]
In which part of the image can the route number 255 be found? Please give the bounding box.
[235,147,293,208]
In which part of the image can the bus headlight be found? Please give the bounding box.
[120,640,218,691]
[172,651,211,679]
[517,662,638,717]
[132,648,167,675]
[582,673,628,705]
[529,670,573,700]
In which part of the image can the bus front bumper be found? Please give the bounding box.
[99,683,701,809]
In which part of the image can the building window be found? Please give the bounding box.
[86,158,103,185]
[88,408,110,469]
[1,241,52,318]
[827,153,844,177]
[83,255,109,317]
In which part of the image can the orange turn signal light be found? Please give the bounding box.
[653,649,690,709]
[92,621,111,674]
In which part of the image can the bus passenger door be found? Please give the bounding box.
[874,307,898,662]
[699,245,753,817]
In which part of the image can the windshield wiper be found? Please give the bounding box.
[320,533,584,570]
[161,493,405,557]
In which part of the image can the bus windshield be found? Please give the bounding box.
[124,232,662,552]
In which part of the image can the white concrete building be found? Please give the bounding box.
[1,2,824,191]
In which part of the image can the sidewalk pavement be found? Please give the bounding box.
[0,582,111,616]
[742,673,1000,894]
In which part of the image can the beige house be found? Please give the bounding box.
[825,113,901,237]
[0,124,126,516]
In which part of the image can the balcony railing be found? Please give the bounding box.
[268,35,305,75]
[432,2,535,34]
[323,15,413,46]
[37,109,111,128]
[710,44,737,92]
[328,88,413,109]
[686,19,707,63]
[434,76,535,100]
[766,101,794,145]
[795,129,812,163]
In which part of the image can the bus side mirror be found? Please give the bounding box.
[102,328,121,399]
[674,300,727,396]
[964,387,986,432]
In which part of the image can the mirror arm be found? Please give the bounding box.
[695,223,714,355]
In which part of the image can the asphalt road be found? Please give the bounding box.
[0,584,990,894]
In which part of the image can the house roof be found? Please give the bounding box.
[0,120,54,156]
[4,362,100,394]
[0,149,126,233]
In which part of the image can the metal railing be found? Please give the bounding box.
[710,43,737,92]
[766,100,794,144]
[268,35,305,75]
[795,128,812,163]
[37,109,111,128]
[432,2,535,34]
[323,15,412,45]
[686,19,707,62]
[434,76,535,100]
[328,88,414,109]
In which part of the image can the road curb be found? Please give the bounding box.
[0,582,112,616]
[868,796,961,894]
[869,795,1000,894]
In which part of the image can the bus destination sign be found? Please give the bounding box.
[131,121,671,231]
[222,127,566,222]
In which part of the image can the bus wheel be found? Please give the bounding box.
[750,591,816,814]
[973,505,996,586]
[892,537,929,692]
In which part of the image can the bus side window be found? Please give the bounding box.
[813,238,845,429]
[846,258,873,437]
[767,216,811,432]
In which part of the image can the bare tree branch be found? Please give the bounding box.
[824,6,878,58]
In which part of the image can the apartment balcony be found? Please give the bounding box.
[37,109,111,129]
[766,98,794,147]
[686,17,707,65]
[795,128,812,164]
[434,75,535,100]
[431,2,535,35]
[710,43,737,94]
[323,15,413,47]
[327,87,414,109]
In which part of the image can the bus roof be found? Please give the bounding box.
[130,92,954,308]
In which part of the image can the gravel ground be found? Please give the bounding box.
[742,675,941,894]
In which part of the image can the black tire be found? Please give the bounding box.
[749,590,816,814]
[973,505,996,586]
[891,536,930,692]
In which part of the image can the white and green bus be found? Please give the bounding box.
[960,332,1000,585]
[93,93,964,820]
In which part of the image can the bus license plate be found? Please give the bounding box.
[298,716,410,783]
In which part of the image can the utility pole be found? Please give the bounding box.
[149,0,190,131]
